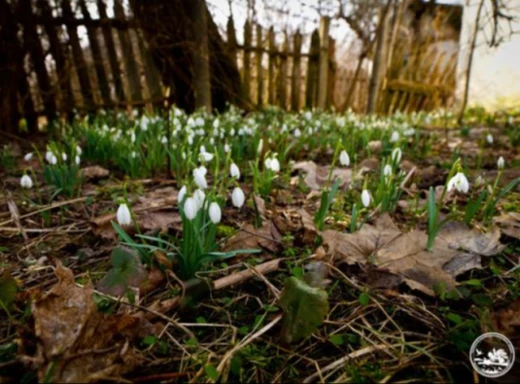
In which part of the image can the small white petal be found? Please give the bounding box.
[193,189,206,210]
[232,187,245,208]
[391,148,402,163]
[184,197,198,221]
[230,163,240,179]
[193,167,208,189]
[339,150,350,167]
[486,134,493,144]
[390,131,399,143]
[383,164,392,177]
[20,174,33,189]
[24,152,33,162]
[116,203,132,226]
[178,186,187,203]
[497,156,505,169]
[257,139,263,154]
[75,155,80,165]
[208,202,222,224]
[270,158,280,173]
[361,189,371,207]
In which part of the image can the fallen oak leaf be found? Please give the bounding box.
[224,221,282,254]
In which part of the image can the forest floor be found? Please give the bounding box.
[1,110,520,383]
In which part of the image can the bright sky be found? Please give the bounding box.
[208,0,520,108]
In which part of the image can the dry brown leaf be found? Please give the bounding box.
[494,212,520,240]
[322,214,504,296]
[30,263,156,382]
[224,221,281,254]
[297,209,318,245]
[291,161,352,191]
[80,165,110,180]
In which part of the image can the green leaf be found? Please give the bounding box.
[358,292,370,306]
[279,276,329,344]
[463,279,482,287]
[447,313,463,324]
[142,335,157,346]
[204,364,219,381]
[464,190,487,225]
[329,334,344,346]
[0,272,18,310]
[97,247,146,296]
[471,293,493,307]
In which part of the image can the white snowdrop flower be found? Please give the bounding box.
[183,197,198,221]
[213,118,219,128]
[391,148,402,163]
[161,136,168,144]
[20,174,33,189]
[447,172,470,193]
[49,154,58,165]
[230,163,240,179]
[475,175,484,186]
[425,116,431,125]
[224,143,231,153]
[390,131,399,143]
[383,164,392,177]
[187,135,194,145]
[230,128,235,136]
[264,158,272,170]
[24,152,33,162]
[200,145,207,153]
[294,128,302,138]
[75,155,80,166]
[508,116,513,125]
[257,139,263,154]
[76,145,82,155]
[182,152,186,160]
[193,189,206,210]
[361,189,371,207]
[62,153,67,161]
[238,128,244,136]
[199,152,214,162]
[270,157,280,173]
[210,137,215,145]
[497,156,505,170]
[178,185,187,203]
[208,202,222,224]
[116,203,132,226]
[129,132,135,143]
[45,151,53,163]
[486,133,494,144]
[281,124,287,133]
[131,151,138,159]
[193,167,208,189]
[195,117,204,126]
[304,111,312,120]
[232,187,245,208]
[339,150,350,167]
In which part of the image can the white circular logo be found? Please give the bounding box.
[470,332,515,378]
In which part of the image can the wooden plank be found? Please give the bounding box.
[291,30,302,111]
[227,16,238,66]
[113,0,143,102]
[305,29,319,108]
[277,33,288,109]
[326,37,336,109]
[243,20,252,100]
[79,0,112,107]
[37,0,74,118]
[61,0,95,111]
[317,16,330,109]
[97,0,126,104]
[256,24,263,107]
[18,0,57,120]
[135,29,163,103]
[267,27,275,105]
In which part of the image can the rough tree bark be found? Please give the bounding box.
[130,0,250,113]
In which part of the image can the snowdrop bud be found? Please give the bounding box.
[161,136,167,144]
[230,163,240,179]
[270,158,280,173]
[486,133,493,144]
[199,152,214,162]
[390,131,399,143]
[76,145,82,155]
[200,145,207,153]
[208,202,222,224]
[497,156,505,170]
[178,185,187,203]
[24,152,33,162]
[391,148,402,163]
[294,128,302,138]
[75,155,80,166]
[45,151,53,163]
[184,197,198,221]
[117,203,132,226]
[383,164,392,177]
[193,189,206,210]
[475,175,484,186]
[224,143,231,153]
[339,150,350,167]
[62,153,67,161]
[232,187,245,208]
[257,139,263,154]
[264,158,272,170]
[193,167,208,189]
[20,174,33,189]
[50,155,58,165]
[361,189,371,208]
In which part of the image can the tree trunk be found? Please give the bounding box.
[458,0,485,124]
[131,0,249,113]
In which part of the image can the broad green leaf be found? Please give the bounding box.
[205,364,219,381]
[358,292,370,306]
[279,276,329,344]
[329,334,344,346]
[97,247,146,296]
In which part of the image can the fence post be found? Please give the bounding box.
[278,33,289,109]
[305,29,319,109]
[317,16,330,110]
[227,16,237,66]
[243,20,252,101]
[113,0,143,103]
[256,24,263,107]
[291,30,302,111]
[327,37,336,109]
[62,0,95,112]
[79,0,112,107]
[267,27,276,105]
[135,29,163,104]
[97,0,126,104]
